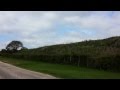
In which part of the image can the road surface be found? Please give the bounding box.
[0,61,57,79]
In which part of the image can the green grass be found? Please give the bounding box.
[0,57,120,79]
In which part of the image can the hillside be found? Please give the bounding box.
[21,36,120,56]
[1,36,120,72]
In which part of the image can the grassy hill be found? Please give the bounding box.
[1,36,120,72]
[28,36,120,55]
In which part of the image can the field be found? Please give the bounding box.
[0,57,120,79]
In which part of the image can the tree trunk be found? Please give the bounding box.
[70,56,72,63]
[78,57,80,67]
[87,59,88,67]
[64,57,66,63]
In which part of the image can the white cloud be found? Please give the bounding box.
[0,11,120,50]
[63,12,120,39]
[64,14,112,30]
[0,11,58,34]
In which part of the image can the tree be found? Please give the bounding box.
[6,41,23,51]
[22,47,28,50]
[1,49,6,53]
[21,47,28,51]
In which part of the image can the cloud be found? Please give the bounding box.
[64,14,111,30]
[0,11,120,50]
[63,11,120,39]
[0,11,59,49]
[1,12,58,34]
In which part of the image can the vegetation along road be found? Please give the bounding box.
[0,57,120,79]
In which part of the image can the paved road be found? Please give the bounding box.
[0,61,57,79]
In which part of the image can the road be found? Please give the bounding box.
[0,61,57,79]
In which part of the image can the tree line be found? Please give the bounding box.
[0,36,120,72]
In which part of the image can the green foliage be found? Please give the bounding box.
[1,36,120,72]
[6,41,23,51]
[1,57,120,79]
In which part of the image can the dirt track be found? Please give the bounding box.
[0,61,57,79]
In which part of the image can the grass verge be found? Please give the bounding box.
[0,56,120,79]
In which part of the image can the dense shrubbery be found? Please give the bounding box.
[1,36,120,72]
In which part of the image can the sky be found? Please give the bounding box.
[0,11,120,50]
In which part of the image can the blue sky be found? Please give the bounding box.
[0,11,120,50]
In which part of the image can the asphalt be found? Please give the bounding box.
[0,61,57,79]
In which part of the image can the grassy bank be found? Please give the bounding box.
[0,57,120,79]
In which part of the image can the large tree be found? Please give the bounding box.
[6,41,23,51]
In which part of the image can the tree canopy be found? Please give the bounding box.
[6,41,23,51]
